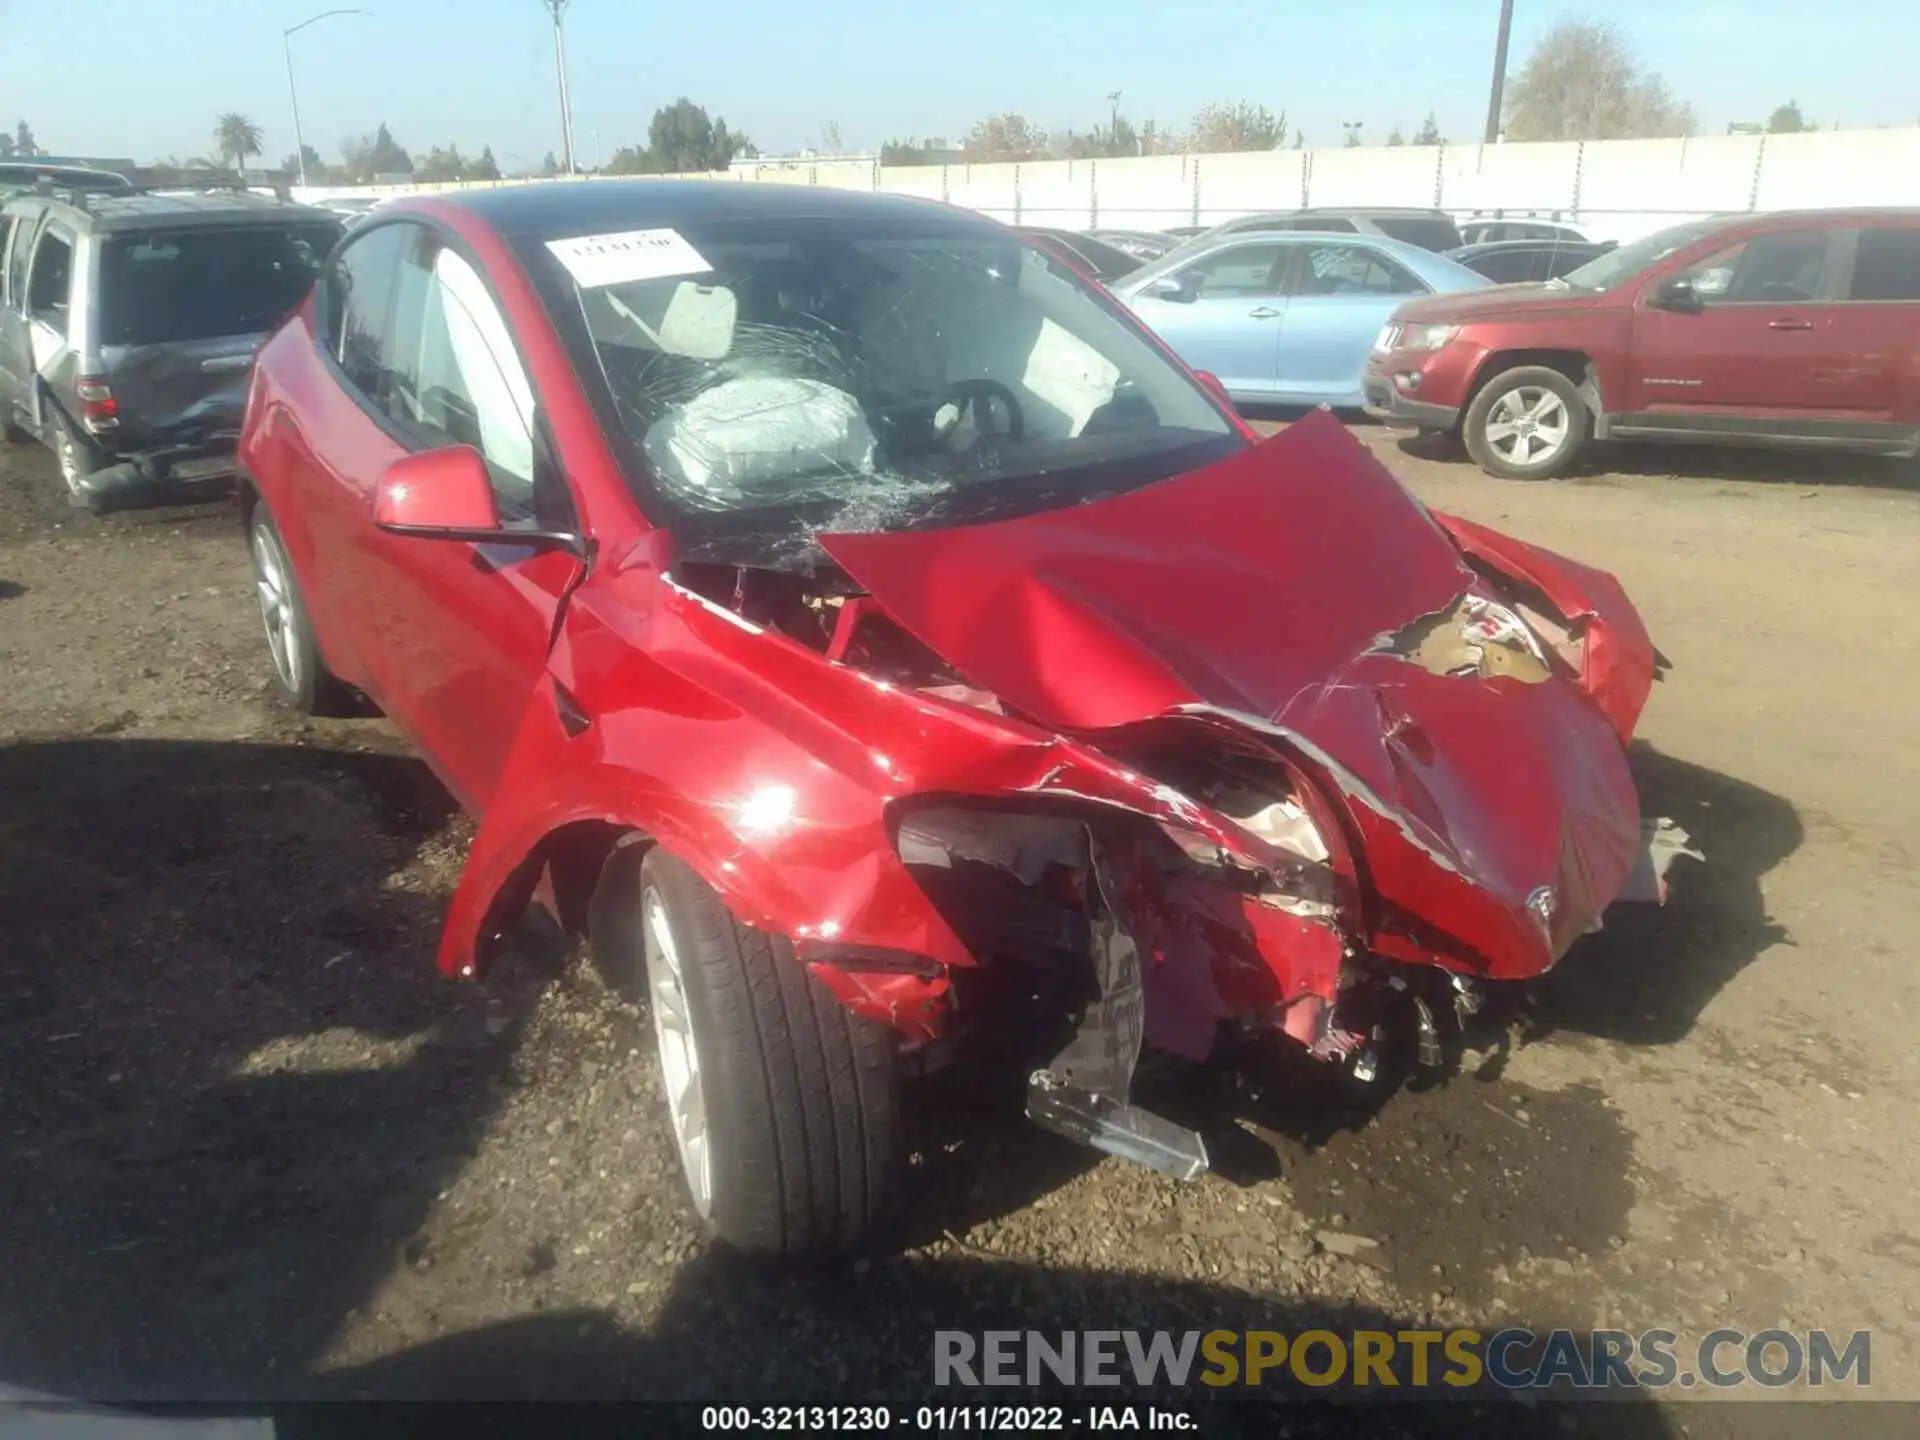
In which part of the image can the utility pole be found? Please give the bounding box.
[283,9,371,189]
[543,0,577,175]
[1484,0,1515,144]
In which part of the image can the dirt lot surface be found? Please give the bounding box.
[3,421,1917,1430]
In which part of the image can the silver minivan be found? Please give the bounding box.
[0,185,340,511]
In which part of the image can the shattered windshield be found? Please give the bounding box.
[524,215,1238,546]
[1556,216,1740,292]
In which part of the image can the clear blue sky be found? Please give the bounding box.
[5,0,1914,168]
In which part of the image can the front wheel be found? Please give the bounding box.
[1463,366,1591,480]
[617,846,906,1254]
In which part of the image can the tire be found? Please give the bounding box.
[1463,365,1591,480]
[50,411,102,507]
[247,503,351,716]
[630,846,905,1254]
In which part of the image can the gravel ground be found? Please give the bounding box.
[2,421,1917,1434]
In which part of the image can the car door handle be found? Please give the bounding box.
[1768,318,1813,330]
[1248,306,1283,319]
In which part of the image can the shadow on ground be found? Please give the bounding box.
[1533,741,1799,1047]
[0,737,521,1401]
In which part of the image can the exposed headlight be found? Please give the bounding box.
[1372,324,1400,353]
[1398,323,1460,352]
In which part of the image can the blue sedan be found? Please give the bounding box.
[1109,231,1490,407]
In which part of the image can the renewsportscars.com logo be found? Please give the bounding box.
[934,1328,1871,1391]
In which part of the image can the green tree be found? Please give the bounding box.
[1504,18,1695,141]
[880,137,942,166]
[471,145,501,180]
[279,144,325,179]
[1386,125,1406,147]
[214,113,264,176]
[1187,103,1286,154]
[367,123,413,175]
[963,112,1047,161]
[637,98,749,172]
[1767,100,1812,133]
[14,120,38,156]
[1415,112,1445,145]
[419,143,469,181]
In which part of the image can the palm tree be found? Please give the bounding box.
[213,112,264,177]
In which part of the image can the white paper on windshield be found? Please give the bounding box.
[545,228,713,289]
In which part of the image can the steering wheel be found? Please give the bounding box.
[938,379,1025,444]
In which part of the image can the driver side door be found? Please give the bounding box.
[1126,241,1287,399]
[1624,226,1844,421]
[353,225,585,812]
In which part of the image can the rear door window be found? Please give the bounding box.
[1473,249,1536,284]
[98,223,337,347]
[1847,229,1920,301]
[1289,243,1425,297]
[1176,242,1287,298]
[27,230,73,333]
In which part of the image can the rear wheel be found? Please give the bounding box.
[613,846,906,1254]
[248,503,350,716]
[51,413,101,506]
[1464,366,1590,480]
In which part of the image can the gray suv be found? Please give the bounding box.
[0,184,340,511]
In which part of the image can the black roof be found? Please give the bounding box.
[11,188,338,233]
[431,178,993,240]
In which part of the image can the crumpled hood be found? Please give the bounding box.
[821,411,1644,976]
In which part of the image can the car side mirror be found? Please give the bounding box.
[374,446,583,555]
[1144,273,1197,303]
[1652,275,1702,312]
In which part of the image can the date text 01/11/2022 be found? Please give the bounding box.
[699,1406,1197,1431]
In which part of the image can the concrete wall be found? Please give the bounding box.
[297,128,1920,243]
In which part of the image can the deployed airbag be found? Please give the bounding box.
[642,375,878,506]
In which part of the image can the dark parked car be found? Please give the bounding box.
[1014,226,1144,281]
[1367,208,1920,478]
[236,179,1676,1253]
[1199,208,1464,253]
[0,185,341,509]
[1447,238,1617,285]
[1458,218,1590,246]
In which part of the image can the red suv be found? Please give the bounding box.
[1366,209,1920,478]
[236,181,1674,1253]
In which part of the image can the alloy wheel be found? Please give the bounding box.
[250,523,302,696]
[1483,386,1571,468]
[644,885,712,1218]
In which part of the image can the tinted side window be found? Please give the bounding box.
[1474,250,1536,284]
[1848,229,1920,302]
[1292,244,1424,297]
[1178,243,1286,298]
[27,231,73,333]
[385,231,539,515]
[332,221,412,401]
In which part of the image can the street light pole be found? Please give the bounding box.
[284,8,371,189]
[1484,0,1515,144]
[542,0,577,175]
